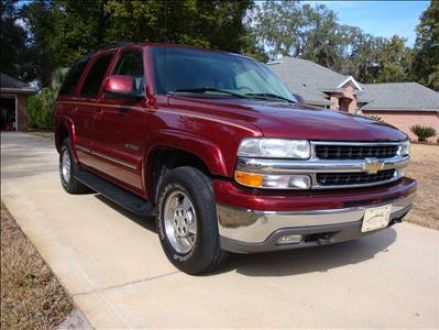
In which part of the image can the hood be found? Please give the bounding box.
[168,96,407,142]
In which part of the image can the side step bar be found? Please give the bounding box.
[76,169,154,217]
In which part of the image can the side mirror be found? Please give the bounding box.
[293,93,304,103]
[103,75,143,98]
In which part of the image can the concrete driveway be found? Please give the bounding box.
[1,132,439,329]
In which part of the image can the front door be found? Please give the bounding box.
[91,48,147,193]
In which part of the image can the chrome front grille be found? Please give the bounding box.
[236,141,409,190]
[315,145,398,160]
[317,169,396,186]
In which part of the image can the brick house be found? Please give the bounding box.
[268,57,439,141]
[0,72,37,131]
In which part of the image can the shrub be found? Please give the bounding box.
[366,115,383,121]
[28,87,58,130]
[410,125,437,142]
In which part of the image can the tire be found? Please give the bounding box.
[59,138,89,194]
[156,166,228,275]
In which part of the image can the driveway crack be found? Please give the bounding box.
[73,271,180,297]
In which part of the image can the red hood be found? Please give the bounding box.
[168,96,407,142]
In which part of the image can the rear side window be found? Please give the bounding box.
[80,53,114,97]
[59,59,89,95]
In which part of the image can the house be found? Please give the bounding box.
[0,72,37,131]
[268,57,439,141]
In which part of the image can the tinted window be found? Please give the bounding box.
[113,50,145,93]
[151,47,295,102]
[59,59,89,95]
[80,53,113,97]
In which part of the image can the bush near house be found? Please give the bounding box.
[410,125,437,142]
[366,115,383,122]
[28,87,58,130]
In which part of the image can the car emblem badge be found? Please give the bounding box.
[362,158,384,174]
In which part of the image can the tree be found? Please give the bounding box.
[0,0,28,80]
[298,4,349,71]
[413,0,439,91]
[252,1,417,84]
[252,0,304,58]
[19,0,66,87]
[374,36,414,83]
[107,0,254,52]
[17,0,259,86]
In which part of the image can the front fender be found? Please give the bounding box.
[146,129,229,176]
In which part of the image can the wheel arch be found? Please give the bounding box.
[54,117,76,154]
[145,130,230,203]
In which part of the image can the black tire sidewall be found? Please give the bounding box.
[59,138,88,194]
[156,167,220,274]
[59,140,74,192]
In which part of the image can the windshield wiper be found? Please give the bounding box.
[170,88,249,99]
[244,93,296,103]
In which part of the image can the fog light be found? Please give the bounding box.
[263,175,291,188]
[277,234,302,245]
[289,175,311,189]
[235,171,311,190]
[396,168,405,177]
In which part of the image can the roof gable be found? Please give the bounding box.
[338,76,363,91]
[0,72,37,94]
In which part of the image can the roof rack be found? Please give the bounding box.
[81,42,133,60]
[98,42,133,51]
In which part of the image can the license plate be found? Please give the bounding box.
[361,205,392,233]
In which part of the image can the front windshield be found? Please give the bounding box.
[151,46,296,103]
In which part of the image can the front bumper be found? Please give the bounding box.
[218,194,414,254]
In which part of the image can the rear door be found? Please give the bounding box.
[74,51,115,168]
[56,58,90,161]
[90,47,147,192]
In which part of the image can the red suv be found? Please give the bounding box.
[54,43,416,274]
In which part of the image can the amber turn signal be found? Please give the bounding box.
[234,171,264,188]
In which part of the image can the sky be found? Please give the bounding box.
[311,1,430,46]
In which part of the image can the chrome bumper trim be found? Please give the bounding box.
[217,194,414,244]
[237,155,409,174]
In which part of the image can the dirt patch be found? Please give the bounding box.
[1,202,74,329]
[405,144,439,230]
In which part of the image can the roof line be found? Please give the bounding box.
[361,108,439,112]
[338,76,363,91]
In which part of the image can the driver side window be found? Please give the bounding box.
[113,50,145,93]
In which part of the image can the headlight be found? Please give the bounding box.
[398,140,410,156]
[238,138,310,159]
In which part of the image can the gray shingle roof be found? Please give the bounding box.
[268,57,439,112]
[359,82,439,111]
[0,72,36,93]
[268,57,348,106]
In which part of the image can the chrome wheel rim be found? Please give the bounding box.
[61,149,71,184]
[163,189,197,254]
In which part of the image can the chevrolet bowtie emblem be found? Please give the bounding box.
[362,158,384,174]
